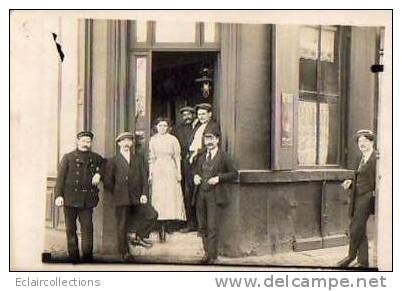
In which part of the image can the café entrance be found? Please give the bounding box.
[151,52,218,128]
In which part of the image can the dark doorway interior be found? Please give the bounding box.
[151,52,217,129]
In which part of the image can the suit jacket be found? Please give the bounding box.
[55,149,104,208]
[173,122,195,158]
[104,152,149,206]
[349,151,377,217]
[188,120,220,155]
[193,149,237,206]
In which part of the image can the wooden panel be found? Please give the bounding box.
[321,181,350,236]
[347,27,377,168]
[235,24,271,169]
[220,24,238,158]
[271,25,300,170]
[293,183,322,239]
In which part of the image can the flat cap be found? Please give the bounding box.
[116,132,135,142]
[354,129,375,141]
[77,131,94,139]
[195,103,212,112]
[203,127,220,138]
[179,106,195,114]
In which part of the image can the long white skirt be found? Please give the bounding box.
[151,157,186,221]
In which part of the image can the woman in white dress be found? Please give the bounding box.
[149,117,186,242]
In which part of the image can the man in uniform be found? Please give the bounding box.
[174,106,198,232]
[104,132,158,261]
[193,128,237,264]
[54,131,104,262]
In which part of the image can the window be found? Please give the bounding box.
[155,21,197,43]
[298,26,341,166]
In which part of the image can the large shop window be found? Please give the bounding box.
[298,26,341,166]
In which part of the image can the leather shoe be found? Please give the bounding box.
[337,256,354,268]
[354,263,369,269]
[181,226,197,233]
[129,237,153,248]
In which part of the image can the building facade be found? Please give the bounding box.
[46,19,383,257]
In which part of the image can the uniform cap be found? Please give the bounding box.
[76,131,94,140]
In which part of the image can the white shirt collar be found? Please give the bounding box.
[120,149,131,163]
[362,149,374,163]
[207,147,218,159]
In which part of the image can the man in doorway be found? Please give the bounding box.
[104,132,158,261]
[174,106,198,233]
[193,128,237,264]
[188,103,220,165]
[54,131,104,262]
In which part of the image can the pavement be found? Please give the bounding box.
[44,219,377,270]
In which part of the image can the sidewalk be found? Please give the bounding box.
[45,228,376,269]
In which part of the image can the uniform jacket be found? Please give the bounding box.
[104,152,149,206]
[55,149,104,208]
[349,151,377,217]
[193,149,237,207]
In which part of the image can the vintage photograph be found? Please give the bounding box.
[10,10,392,270]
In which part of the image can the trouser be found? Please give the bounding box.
[183,159,197,228]
[196,190,218,260]
[115,204,158,254]
[348,192,373,266]
[63,206,93,259]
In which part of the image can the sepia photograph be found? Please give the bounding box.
[10,10,392,271]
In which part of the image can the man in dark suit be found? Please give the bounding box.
[104,132,158,261]
[174,106,199,233]
[337,129,377,268]
[193,128,237,264]
[54,131,104,262]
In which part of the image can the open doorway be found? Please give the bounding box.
[151,52,218,129]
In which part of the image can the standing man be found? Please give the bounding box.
[337,129,377,268]
[104,132,158,261]
[54,131,104,262]
[193,128,237,264]
[175,106,198,233]
[188,103,220,165]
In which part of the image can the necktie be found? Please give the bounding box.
[206,151,211,161]
[358,156,365,171]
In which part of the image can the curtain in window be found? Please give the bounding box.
[298,101,317,165]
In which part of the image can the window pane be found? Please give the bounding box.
[300,59,317,92]
[204,22,216,42]
[318,101,340,165]
[135,57,147,131]
[320,61,339,95]
[300,26,319,60]
[320,27,336,63]
[136,20,147,42]
[155,21,196,43]
[298,100,317,165]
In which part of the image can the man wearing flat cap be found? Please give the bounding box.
[188,103,220,165]
[54,131,104,262]
[174,106,198,232]
[193,128,237,264]
[104,132,158,261]
[337,129,377,268]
